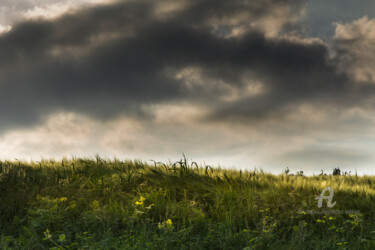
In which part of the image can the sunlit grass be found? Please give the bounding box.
[0,156,374,249]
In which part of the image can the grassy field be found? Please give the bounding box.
[0,156,374,249]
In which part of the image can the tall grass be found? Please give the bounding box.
[0,156,374,249]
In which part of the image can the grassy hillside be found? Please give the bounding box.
[0,156,374,249]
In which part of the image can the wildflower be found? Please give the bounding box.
[135,196,146,205]
[158,219,173,230]
[59,197,67,202]
[166,219,172,228]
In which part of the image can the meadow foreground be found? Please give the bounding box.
[0,157,374,249]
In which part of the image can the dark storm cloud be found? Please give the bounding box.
[201,36,352,122]
[0,0,372,131]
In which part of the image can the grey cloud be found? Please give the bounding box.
[334,16,375,83]
[0,0,372,132]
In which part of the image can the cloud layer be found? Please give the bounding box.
[0,0,372,129]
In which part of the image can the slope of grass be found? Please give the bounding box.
[0,156,374,249]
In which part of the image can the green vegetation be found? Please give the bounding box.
[0,156,374,249]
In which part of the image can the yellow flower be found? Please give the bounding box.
[135,196,146,205]
[59,197,67,202]
[166,219,172,228]
[158,219,173,230]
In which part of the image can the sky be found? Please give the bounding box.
[0,0,375,175]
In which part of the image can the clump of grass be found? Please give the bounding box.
[0,156,374,249]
